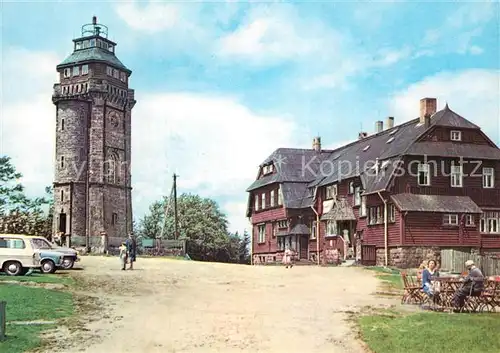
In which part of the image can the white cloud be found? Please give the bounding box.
[131,92,299,231]
[389,69,500,144]
[114,1,179,33]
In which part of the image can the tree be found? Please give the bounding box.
[138,201,164,238]
[239,230,251,264]
[0,156,53,237]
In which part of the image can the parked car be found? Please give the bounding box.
[28,236,80,269]
[0,234,41,276]
[37,249,64,274]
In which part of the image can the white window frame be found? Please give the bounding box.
[348,181,354,194]
[113,69,119,79]
[310,221,317,239]
[82,64,89,75]
[360,196,367,217]
[63,68,71,78]
[254,196,259,212]
[451,165,463,188]
[277,186,283,206]
[72,66,80,76]
[107,66,113,76]
[277,220,288,229]
[465,215,475,227]
[354,186,361,206]
[480,217,487,233]
[270,190,275,207]
[483,168,494,189]
[326,220,337,236]
[120,72,127,82]
[368,207,377,225]
[326,184,337,199]
[261,193,266,209]
[258,224,266,243]
[389,204,395,222]
[376,206,382,224]
[482,212,500,234]
[417,163,430,186]
[450,130,462,141]
[443,214,458,226]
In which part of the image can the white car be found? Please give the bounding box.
[0,234,42,276]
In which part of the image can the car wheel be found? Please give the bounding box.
[41,260,56,274]
[61,257,75,269]
[3,261,23,276]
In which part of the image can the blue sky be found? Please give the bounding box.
[1,0,499,234]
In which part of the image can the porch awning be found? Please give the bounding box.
[390,194,482,213]
[275,230,288,237]
[320,197,356,221]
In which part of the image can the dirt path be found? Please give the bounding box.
[42,257,397,353]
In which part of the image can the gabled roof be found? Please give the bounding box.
[57,47,131,72]
[289,223,310,235]
[281,183,314,209]
[320,198,356,221]
[430,104,480,129]
[391,194,482,213]
[246,148,331,191]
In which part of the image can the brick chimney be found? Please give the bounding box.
[386,117,394,129]
[375,121,383,133]
[420,98,437,124]
[312,136,321,151]
[358,132,368,140]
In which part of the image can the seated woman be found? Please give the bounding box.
[422,260,439,297]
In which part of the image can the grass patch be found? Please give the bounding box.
[365,266,403,290]
[359,310,500,353]
[0,282,74,353]
[0,272,74,286]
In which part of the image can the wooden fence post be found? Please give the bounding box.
[0,301,6,341]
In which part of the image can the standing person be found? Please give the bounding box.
[125,233,137,270]
[119,242,128,270]
[282,245,293,269]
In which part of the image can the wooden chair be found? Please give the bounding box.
[476,280,499,313]
[401,272,423,304]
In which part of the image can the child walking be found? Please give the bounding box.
[119,242,128,270]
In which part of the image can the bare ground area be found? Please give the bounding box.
[39,257,398,353]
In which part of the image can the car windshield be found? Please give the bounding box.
[30,238,53,250]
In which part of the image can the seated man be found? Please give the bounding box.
[452,260,484,309]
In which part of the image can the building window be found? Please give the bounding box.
[325,184,337,199]
[73,66,80,76]
[90,39,96,47]
[261,193,266,209]
[417,163,430,186]
[450,130,462,141]
[63,68,71,78]
[112,213,118,225]
[326,220,337,236]
[368,207,377,225]
[120,72,127,82]
[354,186,361,206]
[451,164,463,187]
[277,237,285,251]
[376,206,382,224]
[107,66,113,76]
[348,181,354,194]
[360,196,366,217]
[254,196,259,212]
[82,65,89,75]
[113,69,119,79]
[389,204,395,222]
[75,42,82,50]
[108,45,114,53]
[277,220,288,229]
[61,118,65,131]
[465,215,474,227]
[311,221,317,239]
[258,224,265,243]
[481,212,500,234]
[60,190,64,202]
[483,168,494,188]
[270,190,275,207]
[277,187,283,205]
[443,214,458,226]
[60,156,65,168]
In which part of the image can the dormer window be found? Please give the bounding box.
[387,137,394,143]
[363,145,370,151]
[451,130,462,141]
[63,68,71,78]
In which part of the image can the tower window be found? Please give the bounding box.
[113,69,119,79]
[106,66,113,76]
[108,45,114,53]
[82,65,89,75]
[63,68,71,78]
[83,40,90,49]
[61,118,65,131]
[90,39,96,47]
[73,66,80,76]
[75,41,82,50]
[120,72,127,82]
[112,213,118,225]
[60,190,64,202]
[60,156,65,168]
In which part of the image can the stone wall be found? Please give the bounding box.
[376,246,441,268]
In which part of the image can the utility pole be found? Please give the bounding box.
[173,173,179,240]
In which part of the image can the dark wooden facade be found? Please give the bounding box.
[247,99,500,267]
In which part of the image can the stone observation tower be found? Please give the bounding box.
[52,16,135,247]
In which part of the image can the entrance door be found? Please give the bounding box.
[300,236,308,259]
[58,213,67,233]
